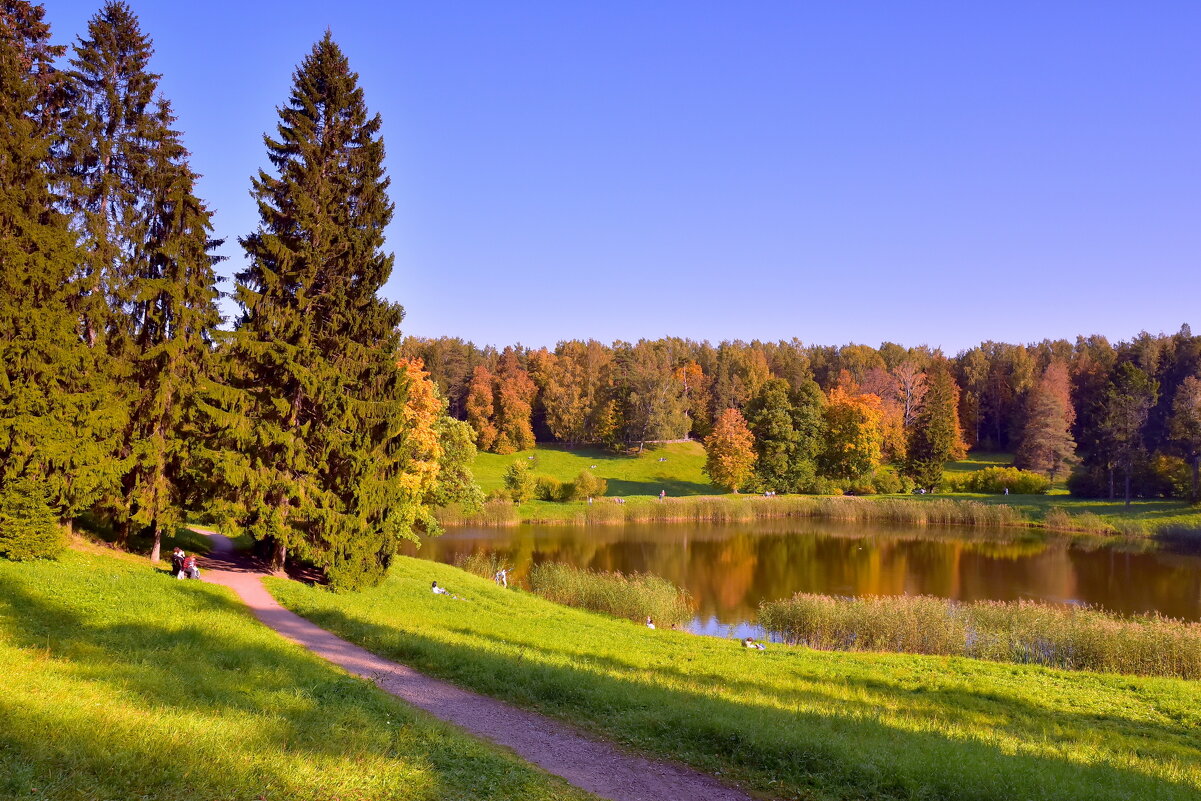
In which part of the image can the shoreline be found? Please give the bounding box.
[436,494,1196,540]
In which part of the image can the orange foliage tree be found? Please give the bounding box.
[704,408,756,492]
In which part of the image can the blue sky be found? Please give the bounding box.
[43,1,1201,352]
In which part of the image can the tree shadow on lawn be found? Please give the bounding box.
[289,605,1201,801]
[0,579,584,801]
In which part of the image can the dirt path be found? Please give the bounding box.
[192,528,755,801]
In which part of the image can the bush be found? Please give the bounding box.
[528,562,693,627]
[0,479,65,561]
[534,475,564,501]
[502,461,536,503]
[870,469,907,495]
[759,592,1201,679]
[568,469,607,501]
[949,466,1050,495]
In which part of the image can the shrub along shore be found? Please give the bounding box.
[268,556,1201,801]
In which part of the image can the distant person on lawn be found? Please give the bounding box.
[171,547,185,577]
[431,581,464,600]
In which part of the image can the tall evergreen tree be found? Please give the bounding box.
[745,378,824,492]
[1015,361,1077,485]
[1169,375,1201,503]
[904,360,966,489]
[65,3,222,554]
[0,1,121,523]
[206,33,413,589]
[1101,363,1158,508]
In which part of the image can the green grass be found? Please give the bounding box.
[0,546,595,801]
[473,442,714,498]
[269,557,1201,801]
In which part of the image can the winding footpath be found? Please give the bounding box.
[192,528,754,801]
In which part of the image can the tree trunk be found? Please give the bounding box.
[1108,466,1115,500]
[1192,454,1199,504]
[149,520,161,563]
[271,539,287,574]
[1124,467,1132,509]
[114,517,130,549]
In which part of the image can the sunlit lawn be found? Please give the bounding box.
[270,557,1201,801]
[0,546,594,801]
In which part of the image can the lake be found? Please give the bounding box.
[403,520,1201,638]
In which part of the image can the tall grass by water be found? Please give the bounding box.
[527,562,693,627]
[441,494,1032,528]
[759,593,1201,679]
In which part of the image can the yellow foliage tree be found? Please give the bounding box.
[704,408,756,492]
[819,387,883,479]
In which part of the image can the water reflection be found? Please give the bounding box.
[402,520,1201,631]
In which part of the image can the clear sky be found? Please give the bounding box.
[43,1,1201,353]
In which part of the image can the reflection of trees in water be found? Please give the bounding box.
[416,520,1201,625]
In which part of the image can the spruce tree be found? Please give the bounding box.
[210,33,413,590]
[0,2,121,523]
[65,3,222,554]
[904,360,966,490]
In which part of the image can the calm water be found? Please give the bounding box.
[403,520,1201,638]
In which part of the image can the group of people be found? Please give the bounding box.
[170,547,200,580]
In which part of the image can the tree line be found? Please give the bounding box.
[0,2,477,587]
[402,330,1201,503]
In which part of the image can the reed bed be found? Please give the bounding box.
[527,562,693,627]
[454,551,510,579]
[434,499,519,527]
[441,494,1034,529]
[758,593,1201,679]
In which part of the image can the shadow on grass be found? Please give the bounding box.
[0,576,585,801]
[283,602,1201,801]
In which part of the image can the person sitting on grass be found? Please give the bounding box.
[171,547,185,577]
[431,581,465,600]
[742,637,765,650]
[646,616,656,629]
[178,553,200,580]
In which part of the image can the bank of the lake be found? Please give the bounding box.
[408,519,1201,632]
[457,443,1201,536]
[268,556,1201,801]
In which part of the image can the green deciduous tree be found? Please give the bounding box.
[744,378,824,492]
[204,33,414,590]
[704,408,756,492]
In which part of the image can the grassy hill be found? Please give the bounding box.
[0,544,594,801]
[269,556,1201,801]
[473,441,714,498]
